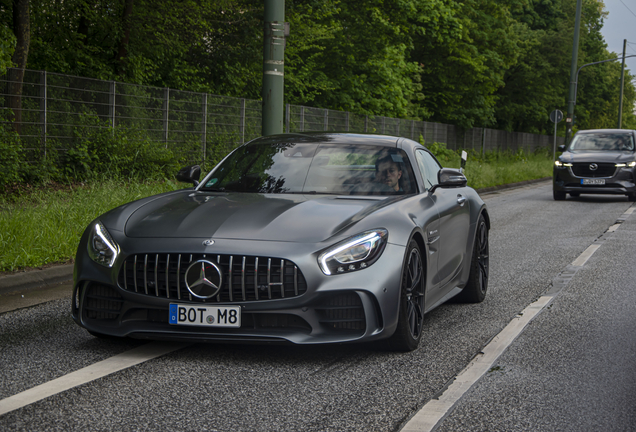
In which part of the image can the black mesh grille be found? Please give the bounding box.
[317,292,365,332]
[83,283,123,321]
[118,253,307,303]
[571,163,616,178]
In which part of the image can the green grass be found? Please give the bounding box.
[0,178,183,273]
[0,152,553,273]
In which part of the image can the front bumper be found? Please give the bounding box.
[72,240,406,345]
[553,166,636,195]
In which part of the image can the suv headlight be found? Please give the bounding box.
[554,161,572,167]
[87,221,120,267]
[318,229,388,275]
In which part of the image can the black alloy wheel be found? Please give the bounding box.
[457,214,489,303]
[387,240,425,352]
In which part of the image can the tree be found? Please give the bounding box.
[8,0,30,133]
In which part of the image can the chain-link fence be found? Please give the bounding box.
[1,68,563,163]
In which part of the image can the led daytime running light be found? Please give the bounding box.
[95,223,118,258]
[320,232,379,276]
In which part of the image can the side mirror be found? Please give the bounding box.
[176,165,201,186]
[558,145,566,152]
[431,168,467,193]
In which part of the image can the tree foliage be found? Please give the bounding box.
[2,0,635,134]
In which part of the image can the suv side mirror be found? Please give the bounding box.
[431,168,467,193]
[176,165,201,186]
[558,145,566,152]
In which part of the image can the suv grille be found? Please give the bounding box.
[571,163,616,178]
[118,253,307,303]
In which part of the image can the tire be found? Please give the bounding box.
[553,190,566,201]
[456,215,489,303]
[627,193,636,202]
[569,192,580,198]
[386,240,426,352]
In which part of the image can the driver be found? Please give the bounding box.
[375,155,403,192]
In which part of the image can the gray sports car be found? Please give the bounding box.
[72,133,490,351]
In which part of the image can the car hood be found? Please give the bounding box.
[561,150,635,163]
[123,191,400,243]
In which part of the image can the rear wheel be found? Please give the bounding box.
[456,215,489,303]
[553,190,566,200]
[386,240,425,352]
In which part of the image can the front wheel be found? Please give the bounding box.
[627,192,636,202]
[553,190,566,200]
[456,214,489,303]
[386,240,425,352]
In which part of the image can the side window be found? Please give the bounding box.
[415,150,441,190]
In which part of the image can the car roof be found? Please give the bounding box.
[245,132,415,148]
[576,129,636,134]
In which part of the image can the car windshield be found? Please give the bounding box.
[200,142,418,195]
[569,133,635,152]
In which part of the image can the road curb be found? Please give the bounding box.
[476,177,551,195]
[0,177,552,296]
[0,265,73,296]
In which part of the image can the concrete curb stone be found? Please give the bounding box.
[0,177,552,296]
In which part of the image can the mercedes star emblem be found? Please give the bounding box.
[184,260,223,299]
[589,163,598,171]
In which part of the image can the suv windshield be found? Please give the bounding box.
[200,142,418,195]
[569,133,635,152]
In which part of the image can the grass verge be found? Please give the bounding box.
[0,152,552,273]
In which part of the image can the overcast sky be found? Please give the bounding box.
[599,0,636,79]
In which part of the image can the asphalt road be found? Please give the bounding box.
[1,181,635,431]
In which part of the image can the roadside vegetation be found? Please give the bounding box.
[0,144,552,273]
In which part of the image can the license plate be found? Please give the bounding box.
[581,178,605,185]
[169,304,240,327]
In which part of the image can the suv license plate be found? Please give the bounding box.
[169,304,240,327]
[581,178,605,185]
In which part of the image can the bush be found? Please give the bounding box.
[52,114,187,182]
[0,123,23,187]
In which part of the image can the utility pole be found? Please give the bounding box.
[618,39,627,129]
[565,0,583,144]
[262,0,287,136]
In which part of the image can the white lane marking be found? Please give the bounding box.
[624,208,635,215]
[0,342,189,416]
[571,244,601,267]
[402,295,554,432]
[402,212,629,431]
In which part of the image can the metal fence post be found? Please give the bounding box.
[39,71,47,157]
[286,103,290,133]
[163,88,170,147]
[411,120,414,141]
[324,109,328,131]
[365,115,368,132]
[202,93,207,162]
[109,81,116,134]
[240,98,246,144]
[482,128,486,155]
[300,106,305,132]
[346,111,349,132]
